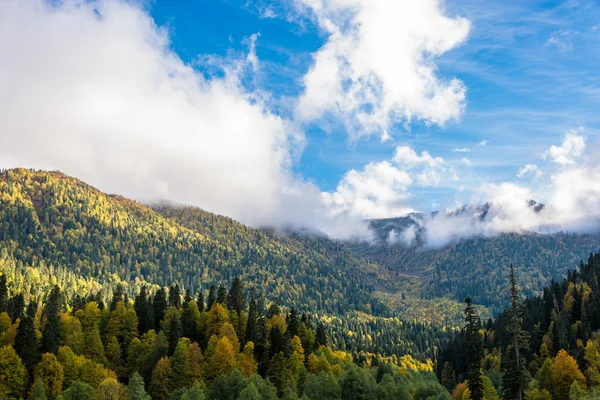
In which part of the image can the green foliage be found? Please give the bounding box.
[0,345,27,399]
[127,372,150,400]
[61,381,93,400]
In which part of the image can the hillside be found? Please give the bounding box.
[350,214,600,313]
[0,168,448,359]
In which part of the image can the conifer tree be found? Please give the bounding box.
[287,308,299,339]
[128,372,151,400]
[217,285,227,305]
[153,288,168,331]
[316,322,327,348]
[15,301,39,370]
[29,379,48,400]
[110,283,125,312]
[502,265,530,400]
[245,292,258,344]
[8,292,24,322]
[207,286,216,311]
[197,290,205,313]
[227,277,245,315]
[135,287,153,334]
[61,381,93,400]
[464,297,484,400]
[169,284,181,309]
[0,275,7,314]
[42,285,62,354]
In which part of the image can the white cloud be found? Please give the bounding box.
[295,0,471,140]
[517,164,541,178]
[461,157,472,166]
[546,30,574,51]
[452,148,470,153]
[322,161,413,219]
[0,0,372,239]
[396,133,600,248]
[543,131,585,165]
[477,140,489,147]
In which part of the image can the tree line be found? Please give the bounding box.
[438,252,600,400]
[0,274,449,399]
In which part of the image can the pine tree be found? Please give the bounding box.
[0,275,7,314]
[169,284,181,309]
[61,381,93,400]
[464,297,484,400]
[135,287,153,334]
[502,265,530,400]
[128,372,151,400]
[227,277,245,315]
[8,292,25,322]
[197,290,205,313]
[110,283,125,312]
[42,285,62,354]
[245,292,258,345]
[207,286,216,311]
[217,285,227,305]
[316,322,327,348]
[29,379,48,400]
[153,288,168,331]
[287,308,299,339]
[15,301,39,371]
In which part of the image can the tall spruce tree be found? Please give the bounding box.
[316,322,328,348]
[502,265,530,400]
[153,288,168,330]
[110,283,125,311]
[227,277,245,315]
[217,285,227,305]
[135,287,153,334]
[207,286,216,311]
[15,301,39,371]
[197,290,205,313]
[245,291,258,344]
[0,274,7,314]
[41,285,62,354]
[169,284,181,309]
[464,297,484,400]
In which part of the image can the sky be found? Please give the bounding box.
[1,0,600,243]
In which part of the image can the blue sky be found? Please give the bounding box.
[2,0,600,237]
[146,0,600,213]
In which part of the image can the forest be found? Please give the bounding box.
[438,252,600,400]
[0,275,448,399]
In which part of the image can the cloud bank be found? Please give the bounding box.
[0,0,372,238]
[390,132,600,248]
[295,0,471,140]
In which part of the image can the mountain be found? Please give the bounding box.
[0,168,447,359]
[350,210,600,313]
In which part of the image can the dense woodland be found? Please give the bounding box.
[353,217,600,313]
[0,169,452,360]
[0,275,449,399]
[438,252,600,400]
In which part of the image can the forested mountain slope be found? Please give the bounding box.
[0,168,449,359]
[351,215,600,312]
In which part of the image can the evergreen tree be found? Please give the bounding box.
[42,285,62,354]
[197,290,205,313]
[464,297,484,400]
[316,322,328,348]
[502,265,530,400]
[61,381,93,400]
[287,308,299,339]
[8,292,24,322]
[245,292,258,344]
[181,299,198,341]
[135,287,153,334]
[0,275,7,314]
[169,284,181,309]
[15,301,39,370]
[110,283,125,312]
[217,285,227,305]
[153,288,168,331]
[207,286,216,311]
[128,372,151,400]
[29,379,48,400]
[227,276,245,315]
